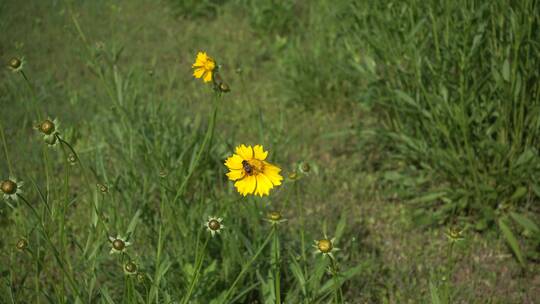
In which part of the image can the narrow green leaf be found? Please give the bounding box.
[429,281,442,304]
[510,186,527,201]
[498,218,526,268]
[502,59,510,82]
[510,212,540,235]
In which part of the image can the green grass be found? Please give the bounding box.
[0,0,539,303]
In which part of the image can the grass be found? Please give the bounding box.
[0,0,539,303]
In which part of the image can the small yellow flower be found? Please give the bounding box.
[192,51,216,83]
[225,145,283,197]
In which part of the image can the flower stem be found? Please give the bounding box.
[0,120,13,176]
[272,225,281,304]
[329,256,344,304]
[174,94,219,202]
[181,235,210,304]
[221,229,274,304]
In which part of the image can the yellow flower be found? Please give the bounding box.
[225,145,283,197]
[192,51,216,83]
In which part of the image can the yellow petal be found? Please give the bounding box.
[203,70,213,82]
[235,175,256,196]
[235,144,253,160]
[255,173,273,196]
[225,154,243,170]
[253,145,268,160]
[193,68,205,78]
[226,169,245,181]
[263,163,283,186]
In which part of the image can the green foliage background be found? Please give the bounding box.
[0,0,538,303]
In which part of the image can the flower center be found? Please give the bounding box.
[1,180,17,195]
[112,239,126,251]
[242,159,264,176]
[9,58,22,69]
[124,262,137,273]
[204,60,215,71]
[16,239,28,251]
[39,120,55,135]
[268,211,282,221]
[208,219,221,231]
[317,239,333,253]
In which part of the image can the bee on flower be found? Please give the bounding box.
[205,216,224,237]
[313,237,339,259]
[108,235,131,254]
[225,145,283,197]
[1,177,23,201]
[35,118,60,147]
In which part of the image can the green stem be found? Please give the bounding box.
[329,257,343,304]
[182,236,210,304]
[273,225,281,304]
[17,194,83,300]
[0,121,13,176]
[221,229,274,304]
[174,95,219,202]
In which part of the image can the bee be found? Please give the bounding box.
[242,160,253,175]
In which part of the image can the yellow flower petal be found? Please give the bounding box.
[225,154,243,170]
[235,145,253,160]
[253,145,268,160]
[263,163,283,186]
[255,174,273,196]
[203,70,213,82]
[193,68,205,78]
[226,169,245,181]
[235,175,256,196]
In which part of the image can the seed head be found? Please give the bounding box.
[8,57,23,72]
[16,238,28,251]
[97,183,108,194]
[38,119,56,135]
[205,216,224,237]
[124,261,137,275]
[112,239,126,251]
[317,239,333,253]
[108,235,131,254]
[218,83,230,93]
[299,162,311,174]
[67,153,77,165]
[1,180,17,195]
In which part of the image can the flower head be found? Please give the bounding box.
[313,237,339,259]
[108,235,131,254]
[266,210,287,225]
[225,145,283,196]
[124,261,138,275]
[8,57,24,72]
[1,177,23,201]
[16,238,28,251]
[445,227,464,243]
[205,216,224,237]
[35,118,60,147]
[192,52,216,83]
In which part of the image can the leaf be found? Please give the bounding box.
[502,59,510,82]
[498,218,526,268]
[410,191,446,204]
[510,186,527,201]
[429,281,442,304]
[510,212,540,235]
